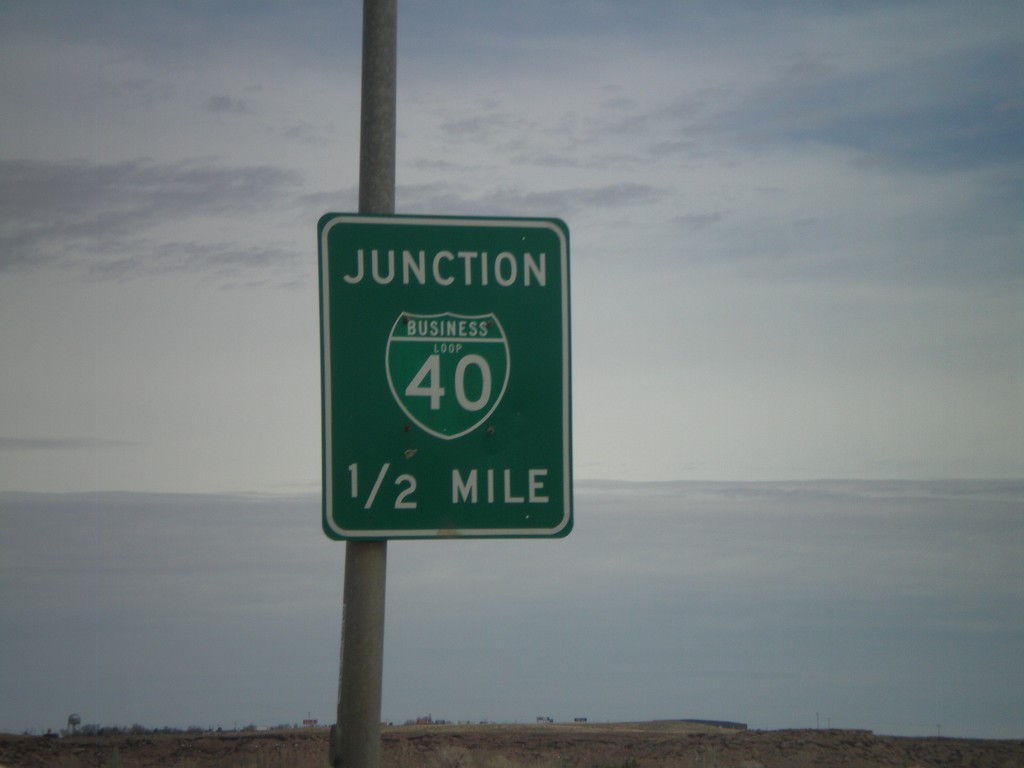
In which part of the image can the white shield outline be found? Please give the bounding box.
[385,312,511,440]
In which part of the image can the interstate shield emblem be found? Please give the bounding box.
[386,312,510,440]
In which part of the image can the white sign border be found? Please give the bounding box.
[320,214,572,539]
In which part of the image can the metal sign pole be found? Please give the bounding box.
[329,0,395,765]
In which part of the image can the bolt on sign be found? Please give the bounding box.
[318,214,572,539]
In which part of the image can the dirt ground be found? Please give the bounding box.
[1,720,1021,768]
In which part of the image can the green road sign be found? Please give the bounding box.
[318,214,572,539]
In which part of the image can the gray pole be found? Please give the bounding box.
[329,0,395,766]
[331,541,387,767]
[357,0,396,215]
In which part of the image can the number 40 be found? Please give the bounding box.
[406,353,492,412]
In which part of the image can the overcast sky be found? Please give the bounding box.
[1,0,1022,741]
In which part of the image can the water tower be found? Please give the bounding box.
[67,713,81,735]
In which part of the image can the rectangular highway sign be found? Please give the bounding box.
[318,214,572,539]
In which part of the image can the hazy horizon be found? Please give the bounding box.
[3,479,1021,739]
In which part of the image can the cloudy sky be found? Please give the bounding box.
[1,0,1022,740]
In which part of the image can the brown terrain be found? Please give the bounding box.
[1,720,1021,768]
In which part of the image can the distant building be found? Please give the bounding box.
[678,719,747,730]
